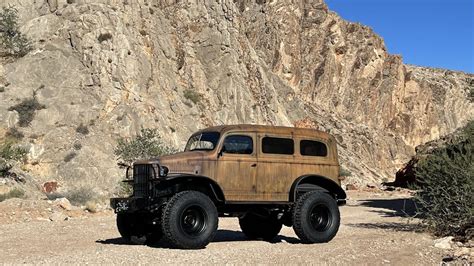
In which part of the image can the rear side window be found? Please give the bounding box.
[222,135,253,154]
[262,137,294,155]
[300,140,328,157]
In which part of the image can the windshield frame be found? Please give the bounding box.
[184,131,221,152]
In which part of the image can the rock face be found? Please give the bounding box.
[0,0,473,192]
[391,121,473,187]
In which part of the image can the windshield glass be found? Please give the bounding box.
[184,132,220,151]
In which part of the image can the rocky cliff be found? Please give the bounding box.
[0,0,473,194]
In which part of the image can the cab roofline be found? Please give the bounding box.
[194,124,332,139]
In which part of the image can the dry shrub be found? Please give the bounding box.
[414,121,473,240]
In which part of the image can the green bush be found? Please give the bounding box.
[414,121,473,240]
[0,141,27,177]
[114,128,176,165]
[63,152,76,163]
[0,141,27,162]
[0,6,32,57]
[0,158,12,177]
[65,186,95,206]
[0,188,25,202]
[339,166,352,177]
[76,124,89,135]
[8,98,46,127]
[97,33,112,43]
[5,127,24,140]
[183,89,201,105]
[49,186,95,206]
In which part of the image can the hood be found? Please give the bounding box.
[134,150,214,174]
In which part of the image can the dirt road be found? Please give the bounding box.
[0,192,446,264]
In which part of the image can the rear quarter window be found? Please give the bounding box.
[300,140,328,157]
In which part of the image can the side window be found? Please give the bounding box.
[222,135,253,154]
[262,137,294,155]
[300,140,328,157]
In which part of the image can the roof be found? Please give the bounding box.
[195,124,332,139]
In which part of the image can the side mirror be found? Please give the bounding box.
[159,165,169,177]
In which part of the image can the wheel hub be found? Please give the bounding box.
[309,204,332,232]
[180,205,207,236]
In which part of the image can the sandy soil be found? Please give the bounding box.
[0,191,451,264]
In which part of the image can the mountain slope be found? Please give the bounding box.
[0,0,472,193]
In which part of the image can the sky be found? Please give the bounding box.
[325,0,474,73]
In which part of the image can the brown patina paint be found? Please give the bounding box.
[136,124,340,202]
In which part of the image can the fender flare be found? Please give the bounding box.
[289,174,346,202]
[161,174,226,203]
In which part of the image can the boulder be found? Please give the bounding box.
[43,181,58,194]
[49,211,68,222]
[55,197,72,211]
[346,184,358,190]
[434,236,454,249]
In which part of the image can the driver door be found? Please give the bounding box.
[216,133,257,201]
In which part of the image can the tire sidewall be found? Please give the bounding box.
[294,192,340,243]
[162,191,218,249]
[116,213,134,241]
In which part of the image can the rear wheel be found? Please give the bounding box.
[239,212,282,241]
[161,191,218,249]
[293,191,340,243]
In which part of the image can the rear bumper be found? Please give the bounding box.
[110,197,148,213]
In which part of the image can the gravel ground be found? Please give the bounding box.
[0,192,447,264]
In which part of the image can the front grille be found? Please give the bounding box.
[133,164,153,197]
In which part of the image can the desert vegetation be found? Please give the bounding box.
[183,89,202,105]
[114,128,176,166]
[413,121,473,240]
[114,128,176,196]
[0,6,32,57]
[0,187,25,202]
[8,97,46,127]
[0,140,27,177]
[46,186,96,206]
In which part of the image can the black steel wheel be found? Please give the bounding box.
[180,205,208,236]
[309,204,332,232]
[293,191,340,243]
[161,191,218,249]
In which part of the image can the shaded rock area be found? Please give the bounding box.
[389,122,473,187]
[0,0,473,193]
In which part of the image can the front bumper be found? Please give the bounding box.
[110,197,148,213]
[337,198,346,206]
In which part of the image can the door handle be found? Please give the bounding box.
[250,163,257,167]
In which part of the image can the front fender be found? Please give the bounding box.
[158,174,226,203]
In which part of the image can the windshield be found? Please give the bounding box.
[184,132,220,151]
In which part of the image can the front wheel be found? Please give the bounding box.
[293,191,340,243]
[161,191,218,249]
[116,213,143,242]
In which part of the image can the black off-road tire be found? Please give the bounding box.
[239,212,282,241]
[116,213,137,242]
[161,191,218,249]
[293,191,340,243]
